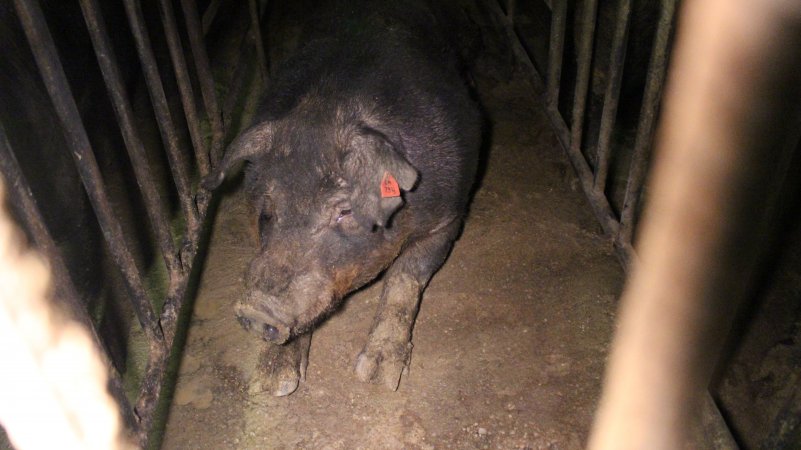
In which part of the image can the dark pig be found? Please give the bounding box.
[203,0,481,396]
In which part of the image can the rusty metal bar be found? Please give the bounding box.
[122,0,199,237]
[701,393,741,450]
[78,0,180,280]
[202,0,224,35]
[484,0,622,252]
[569,0,598,163]
[593,0,632,194]
[12,0,165,351]
[222,28,258,137]
[135,269,199,446]
[546,0,567,110]
[505,0,516,24]
[589,0,801,447]
[157,0,210,177]
[0,123,136,430]
[617,0,676,247]
[562,125,622,240]
[248,0,269,82]
[180,0,225,166]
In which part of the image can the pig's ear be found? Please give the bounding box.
[343,129,418,228]
[201,122,273,190]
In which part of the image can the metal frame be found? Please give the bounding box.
[485,0,741,445]
[489,0,676,268]
[3,0,263,446]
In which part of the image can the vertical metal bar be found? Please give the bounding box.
[248,0,269,82]
[481,0,621,246]
[569,0,598,162]
[180,0,225,166]
[11,0,165,349]
[506,0,516,25]
[122,0,199,236]
[78,0,180,279]
[156,0,210,177]
[593,0,632,194]
[222,29,255,134]
[547,0,567,110]
[617,0,677,246]
[0,123,136,430]
[202,0,223,35]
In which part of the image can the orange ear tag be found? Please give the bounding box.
[380,171,401,198]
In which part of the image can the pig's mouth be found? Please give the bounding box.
[234,301,293,345]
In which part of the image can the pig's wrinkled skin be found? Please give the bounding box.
[204,0,480,396]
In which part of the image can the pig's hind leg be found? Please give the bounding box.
[355,220,461,390]
[249,332,312,397]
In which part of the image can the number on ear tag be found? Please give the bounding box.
[380,171,401,198]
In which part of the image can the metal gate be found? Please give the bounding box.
[484,0,735,444]
[0,0,266,446]
[488,0,801,447]
[487,0,675,268]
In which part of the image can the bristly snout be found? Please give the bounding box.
[236,267,336,345]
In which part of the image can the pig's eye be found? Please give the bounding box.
[258,198,273,237]
[258,210,271,236]
[336,209,352,223]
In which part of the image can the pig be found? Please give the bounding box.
[203,0,481,396]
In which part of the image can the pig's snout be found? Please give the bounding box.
[234,299,291,344]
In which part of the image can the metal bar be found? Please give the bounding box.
[546,0,567,109]
[79,0,180,280]
[702,393,740,449]
[157,0,210,177]
[483,0,623,257]
[12,0,165,351]
[0,123,136,430]
[568,0,598,166]
[617,0,676,246]
[202,0,224,35]
[593,0,632,194]
[137,186,212,447]
[248,0,269,82]
[122,0,199,237]
[135,273,196,447]
[180,0,225,166]
[135,353,169,446]
[222,28,258,138]
[505,0,516,25]
[589,0,801,447]
[135,178,213,448]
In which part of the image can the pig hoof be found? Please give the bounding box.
[250,335,310,397]
[354,342,412,391]
[249,357,301,397]
[275,378,300,397]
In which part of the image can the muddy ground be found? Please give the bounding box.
[160,22,625,448]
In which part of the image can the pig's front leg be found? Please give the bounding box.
[355,221,460,390]
[250,332,312,397]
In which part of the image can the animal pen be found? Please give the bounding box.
[1,0,800,448]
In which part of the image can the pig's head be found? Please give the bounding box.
[203,118,417,344]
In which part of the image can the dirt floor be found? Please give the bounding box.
[159,29,625,447]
